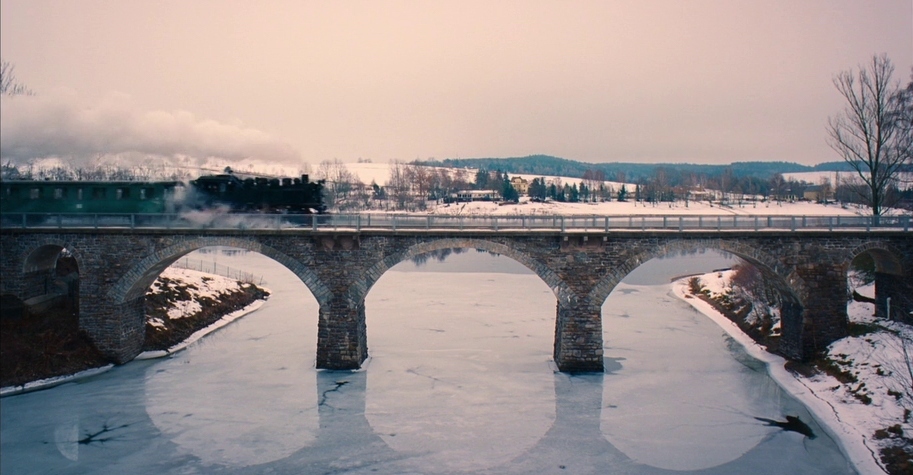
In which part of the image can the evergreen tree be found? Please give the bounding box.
[501,175,519,202]
[474,168,490,190]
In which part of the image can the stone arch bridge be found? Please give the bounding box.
[1,227,910,372]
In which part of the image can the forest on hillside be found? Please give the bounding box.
[418,154,853,183]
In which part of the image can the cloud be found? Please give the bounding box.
[0,89,301,168]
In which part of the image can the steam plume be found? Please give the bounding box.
[0,89,301,168]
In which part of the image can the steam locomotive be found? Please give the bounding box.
[0,172,326,215]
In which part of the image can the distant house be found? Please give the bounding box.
[510,176,529,195]
[451,189,500,202]
[803,185,832,202]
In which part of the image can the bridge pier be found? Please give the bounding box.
[80,296,146,364]
[554,298,604,372]
[875,272,913,323]
[316,297,368,370]
[784,263,850,360]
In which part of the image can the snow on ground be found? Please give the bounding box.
[676,276,912,474]
[346,161,635,190]
[416,196,869,217]
[148,268,241,322]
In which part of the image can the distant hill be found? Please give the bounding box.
[418,155,854,182]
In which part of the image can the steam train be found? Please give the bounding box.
[0,172,327,215]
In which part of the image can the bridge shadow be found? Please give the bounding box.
[484,371,630,474]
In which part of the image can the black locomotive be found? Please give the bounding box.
[190,173,326,214]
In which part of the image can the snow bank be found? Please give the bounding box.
[674,278,904,475]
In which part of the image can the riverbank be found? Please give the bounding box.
[0,267,269,395]
[674,274,912,475]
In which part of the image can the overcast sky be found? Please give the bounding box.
[1,0,910,169]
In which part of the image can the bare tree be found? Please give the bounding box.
[828,55,911,216]
[316,159,356,209]
[386,160,412,209]
[0,59,34,96]
[894,70,913,173]
[405,163,433,209]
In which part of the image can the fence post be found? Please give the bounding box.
[791,217,796,231]
[605,217,610,232]
[561,216,566,232]
[392,215,397,232]
[663,216,667,229]
[717,216,721,231]
[754,216,758,231]
[356,215,361,232]
[679,217,683,232]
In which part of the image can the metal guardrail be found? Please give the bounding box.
[1,212,910,232]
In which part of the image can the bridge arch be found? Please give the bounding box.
[20,238,85,276]
[107,236,331,307]
[846,241,907,276]
[846,241,911,321]
[350,237,572,304]
[17,239,83,303]
[587,238,805,307]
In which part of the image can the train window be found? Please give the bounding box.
[77,188,83,200]
[140,188,155,200]
[92,188,106,199]
[54,188,67,199]
[116,188,131,200]
[29,188,41,199]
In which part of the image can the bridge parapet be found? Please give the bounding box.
[2,212,910,233]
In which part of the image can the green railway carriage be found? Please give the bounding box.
[0,180,181,214]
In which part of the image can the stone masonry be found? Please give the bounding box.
[1,228,910,371]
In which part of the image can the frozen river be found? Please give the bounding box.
[0,249,856,474]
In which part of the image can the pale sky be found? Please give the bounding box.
[1,0,911,169]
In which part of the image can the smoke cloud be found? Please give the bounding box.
[0,88,301,168]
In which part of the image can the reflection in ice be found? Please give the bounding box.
[144,251,320,467]
[365,271,556,472]
[602,283,775,470]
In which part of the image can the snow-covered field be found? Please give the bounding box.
[677,274,912,474]
[416,197,871,217]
